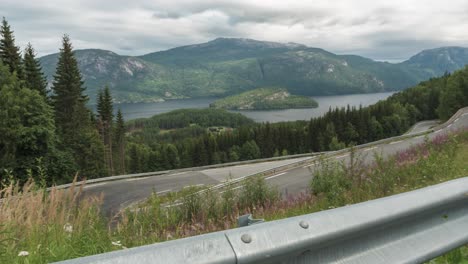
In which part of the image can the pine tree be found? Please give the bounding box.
[51,35,106,178]
[0,17,22,76]
[23,43,48,98]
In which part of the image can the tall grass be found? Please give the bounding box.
[0,129,467,263]
[0,178,112,263]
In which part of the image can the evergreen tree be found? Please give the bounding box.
[324,122,337,148]
[343,122,359,144]
[0,17,22,76]
[51,35,88,137]
[97,86,114,175]
[97,86,113,122]
[437,71,467,120]
[0,61,56,183]
[240,140,261,160]
[51,35,106,178]
[165,144,180,169]
[228,146,240,162]
[128,144,139,173]
[328,136,346,151]
[115,108,126,174]
[23,43,48,98]
[368,116,383,141]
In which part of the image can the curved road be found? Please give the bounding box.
[405,120,440,135]
[83,110,468,217]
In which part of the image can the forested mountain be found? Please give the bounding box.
[39,38,468,103]
[40,49,162,103]
[402,47,468,77]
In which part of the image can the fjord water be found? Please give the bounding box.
[118,92,394,122]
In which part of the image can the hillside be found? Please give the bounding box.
[401,46,468,76]
[40,49,175,103]
[210,87,318,110]
[39,38,468,103]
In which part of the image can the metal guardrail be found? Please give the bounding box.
[54,176,468,264]
[51,152,325,190]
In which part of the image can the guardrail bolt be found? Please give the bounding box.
[241,234,252,244]
[299,221,309,229]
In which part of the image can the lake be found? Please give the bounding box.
[117,92,395,123]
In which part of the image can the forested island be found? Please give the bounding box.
[210,87,318,110]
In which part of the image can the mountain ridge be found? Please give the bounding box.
[39,38,468,103]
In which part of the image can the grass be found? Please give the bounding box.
[0,129,467,263]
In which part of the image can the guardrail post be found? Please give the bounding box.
[237,214,264,227]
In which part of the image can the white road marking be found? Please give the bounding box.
[364,146,378,152]
[454,118,459,123]
[415,135,424,139]
[183,184,204,189]
[83,182,107,189]
[171,172,188,176]
[447,124,452,128]
[435,129,442,133]
[389,140,403,145]
[265,172,287,180]
[125,177,149,182]
[156,189,172,195]
[302,165,313,169]
[335,154,349,159]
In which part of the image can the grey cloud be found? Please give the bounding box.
[152,11,183,19]
[343,30,454,60]
[2,0,468,61]
[148,2,331,26]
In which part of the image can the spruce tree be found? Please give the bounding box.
[52,35,88,137]
[51,35,106,178]
[23,43,48,98]
[0,17,22,76]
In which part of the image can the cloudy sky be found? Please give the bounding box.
[2,0,468,61]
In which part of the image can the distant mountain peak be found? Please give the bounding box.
[204,37,307,49]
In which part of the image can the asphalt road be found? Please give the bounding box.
[405,120,440,135]
[83,111,468,217]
